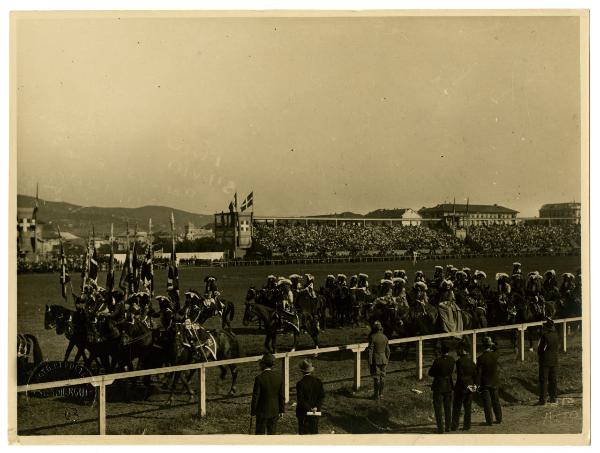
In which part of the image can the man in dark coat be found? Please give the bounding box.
[428,342,455,433]
[251,353,285,435]
[537,318,560,405]
[295,359,325,434]
[477,336,502,425]
[451,341,477,431]
[367,321,391,400]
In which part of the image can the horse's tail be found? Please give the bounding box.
[23,334,44,365]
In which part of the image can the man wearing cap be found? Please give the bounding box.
[451,342,477,431]
[537,319,559,405]
[251,353,285,435]
[367,320,391,400]
[295,359,325,434]
[477,337,502,425]
[428,342,454,433]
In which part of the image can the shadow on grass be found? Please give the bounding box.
[327,406,405,434]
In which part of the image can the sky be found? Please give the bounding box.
[15,14,583,217]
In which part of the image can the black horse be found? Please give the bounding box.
[242,301,319,353]
[166,323,240,405]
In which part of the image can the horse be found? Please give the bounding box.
[17,333,43,385]
[245,287,276,330]
[294,289,326,332]
[364,297,409,339]
[317,283,337,329]
[510,291,557,351]
[333,285,353,327]
[242,301,319,353]
[166,323,240,405]
[184,290,236,330]
[44,304,90,365]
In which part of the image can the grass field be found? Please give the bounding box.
[16,255,583,435]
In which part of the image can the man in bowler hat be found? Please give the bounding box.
[251,353,285,435]
[451,341,477,431]
[295,359,325,434]
[477,336,502,425]
[537,318,560,405]
[428,342,455,433]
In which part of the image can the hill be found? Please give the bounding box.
[17,194,212,238]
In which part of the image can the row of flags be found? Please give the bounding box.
[59,215,179,302]
[229,191,254,213]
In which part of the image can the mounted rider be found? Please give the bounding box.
[302,273,317,299]
[411,281,430,316]
[349,275,359,289]
[357,273,370,295]
[180,290,206,348]
[383,270,394,281]
[430,265,444,290]
[469,270,489,310]
[203,276,224,317]
[414,270,426,284]
[461,267,472,284]
[542,270,560,301]
[274,278,299,333]
[289,274,303,293]
[526,271,546,318]
[511,262,525,295]
[496,273,512,308]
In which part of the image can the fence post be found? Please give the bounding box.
[92,378,113,435]
[471,331,477,363]
[198,365,206,417]
[282,354,290,403]
[417,339,423,380]
[353,348,362,391]
[562,321,568,353]
[98,382,106,435]
[519,326,526,361]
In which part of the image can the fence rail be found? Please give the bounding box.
[17,316,582,435]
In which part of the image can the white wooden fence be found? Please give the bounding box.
[16,317,582,435]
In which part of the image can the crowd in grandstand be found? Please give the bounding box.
[467,224,580,254]
[252,224,465,257]
[252,222,580,258]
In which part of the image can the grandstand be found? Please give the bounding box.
[250,218,581,260]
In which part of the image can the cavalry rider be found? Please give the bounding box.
[181,291,205,347]
[349,275,359,290]
[379,279,394,300]
[437,279,455,304]
[395,269,407,280]
[289,274,303,293]
[469,270,488,311]
[542,270,560,301]
[448,267,459,283]
[384,270,394,281]
[414,270,426,284]
[303,274,317,298]
[461,268,472,284]
[444,265,454,281]
[559,273,577,303]
[392,277,408,303]
[496,273,512,307]
[412,281,430,315]
[526,271,546,318]
[454,271,469,292]
[511,262,525,295]
[154,295,175,332]
[273,278,299,332]
[430,266,444,289]
[100,290,127,323]
[204,276,224,316]
[357,273,370,295]
[336,274,348,289]
[264,275,278,291]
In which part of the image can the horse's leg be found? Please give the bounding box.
[64,340,76,363]
[229,365,238,395]
[216,365,226,395]
[290,332,297,352]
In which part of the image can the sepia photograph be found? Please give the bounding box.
[8,8,589,444]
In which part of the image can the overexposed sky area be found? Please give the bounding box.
[16,14,582,216]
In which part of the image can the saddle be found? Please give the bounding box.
[182,320,218,360]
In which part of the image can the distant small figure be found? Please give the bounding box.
[428,342,454,433]
[477,336,502,425]
[250,353,285,435]
[537,318,560,405]
[451,341,477,431]
[367,320,390,400]
[295,359,325,434]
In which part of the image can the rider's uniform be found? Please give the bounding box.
[357,274,370,295]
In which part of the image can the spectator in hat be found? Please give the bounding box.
[295,359,325,434]
[367,320,391,400]
[251,353,285,435]
[451,341,477,431]
[537,318,559,405]
[428,342,455,433]
[476,336,502,425]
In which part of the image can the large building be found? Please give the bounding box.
[418,203,519,226]
[184,222,212,241]
[539,202,581,224]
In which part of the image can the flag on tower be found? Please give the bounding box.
[240,191,254,212]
